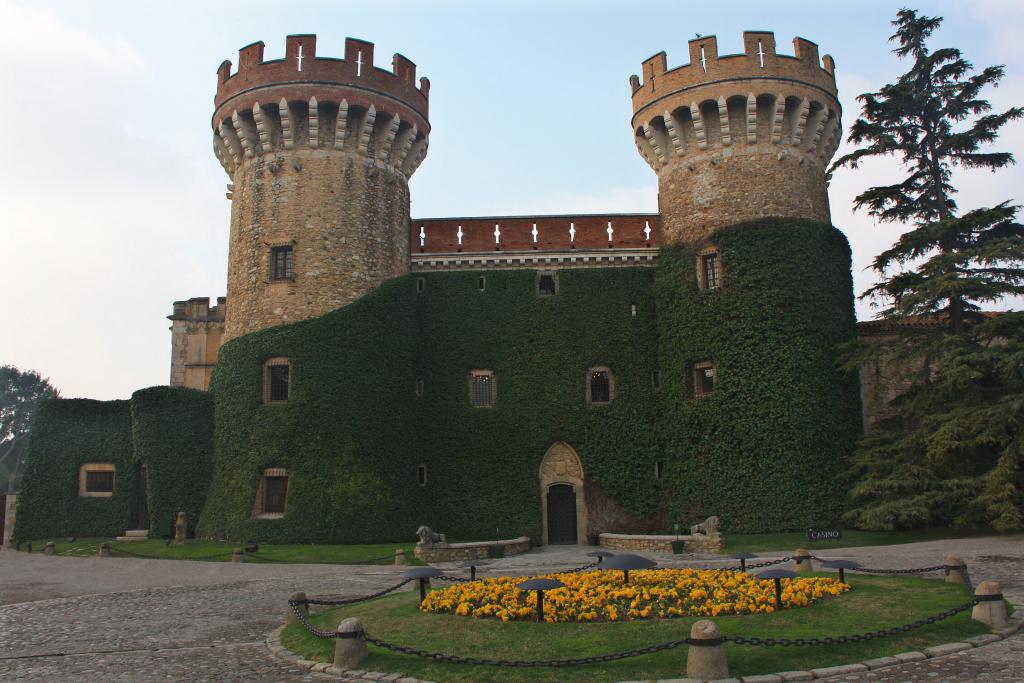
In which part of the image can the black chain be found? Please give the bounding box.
[722,556,792,571]
[362,632,690,667]
[294,579,412,607]
[107,546,235,561]
[556,561,600,574]
[243,552,397,565]
[726,600,976,647]
[435,575,473,583]
[289,600,343,639]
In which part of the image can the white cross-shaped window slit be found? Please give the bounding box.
[419,226,426,247]
[644,221,652,241]
[569,222,576,242]
[607,221,614,242]
[757,40,765,68]
[700,46,707,73]
[494,224,501,244]
[531,223,539,243]
[356,50,363,77]
[297,45,304,72]
[456,225,463,246]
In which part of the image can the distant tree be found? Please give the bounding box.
[831,8,1024,531]
[0,366,59,493]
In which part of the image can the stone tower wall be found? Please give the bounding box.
[630,32,841,246]
[212,35,430,340]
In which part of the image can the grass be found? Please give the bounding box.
[23,537,425,565]
[722,527,999,554]
[280,573,990,682]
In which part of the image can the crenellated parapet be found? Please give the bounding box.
[212,35,429,181]
[629,31,842,246]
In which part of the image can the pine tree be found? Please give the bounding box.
[832,9,1024,531]
[0,366,59,493]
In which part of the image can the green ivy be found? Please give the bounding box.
[14,399,135,539]
[130,386,213,537]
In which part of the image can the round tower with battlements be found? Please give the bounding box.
[212,35,430,341]
[630,32,841,246]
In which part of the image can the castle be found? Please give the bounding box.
[15,31,868,545]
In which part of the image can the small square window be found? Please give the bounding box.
[469,370,495,408]
[693,361,716,397]
[79,463,116,497]
[536,271,558,296]
[417,465,427,486]
[587,367,614,404]
[271,246,294,281]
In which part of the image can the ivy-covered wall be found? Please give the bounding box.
[14,398,136,539]
[655,218,862,532]
[18,219,860,541]
[130,386,214,537]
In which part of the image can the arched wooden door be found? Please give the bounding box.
[539,442,587,545]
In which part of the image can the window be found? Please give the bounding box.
[630,303,638,317]
[253,467,288,518]
[417,277,425,293]
[79,463,115,497]
[415,378,424,397]
[469,370,496,408]
[651,369,661,390]
[698,249,721,291]
[693,361,716,397]
[478,275,486,291]
[263,357,291,403]
[536,271,558,296]
[587,367,614,404]
[655,461,664,479]
[417,464,427,486]
[271,245,294,281]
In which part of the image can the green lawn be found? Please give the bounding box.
[281,573,990,682]
[23,537,424,565]
[722,528,1000,554]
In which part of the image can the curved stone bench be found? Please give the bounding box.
[599,532,723,554]
[413,536,531,562]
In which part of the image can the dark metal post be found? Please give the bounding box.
[839,567,846,584]
[418,578,428,603]
[773,578,783,609]
[623,570,630,584]
[597,556,604,564]
[470,565,477,581]
[740,558,747,572]
[536,590,545,622]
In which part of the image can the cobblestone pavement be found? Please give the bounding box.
[0,536,1021,682]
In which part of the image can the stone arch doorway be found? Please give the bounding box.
[539,442,587,545]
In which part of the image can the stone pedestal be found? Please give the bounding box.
[972,580,1007,629]
[287,592,308,625]
[232,548,243,563]
[686,619,728,680]
[99,543,111,557]
[945,554,966,585]
[394,549,407,566]
[793,548,813,573]
[174,511,187,545]
[333,618,367,669]
[43,542,55,556]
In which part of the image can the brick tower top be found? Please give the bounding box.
[214,35,429,132]
[628,31,843,246]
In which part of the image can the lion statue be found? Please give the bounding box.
[690,516,722,536]
[415,525,448,547]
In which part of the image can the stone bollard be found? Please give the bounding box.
[333,617,368,669]
[232,548,244,563]
[793,548,813,573]
[174,511,187,545]
[972,580,1007,629]
[394,548,407,566]
[44,542,55,556]
[945,554,966,585]
[99,542,111,558]
[686,619,728,680]
[286,591,308,625]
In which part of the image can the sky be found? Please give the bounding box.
[1,0,1022,400]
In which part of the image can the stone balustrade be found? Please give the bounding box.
[599,532,724,554]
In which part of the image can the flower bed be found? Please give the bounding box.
[420,568,850,623]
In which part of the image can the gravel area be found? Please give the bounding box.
[0,536,1021,682]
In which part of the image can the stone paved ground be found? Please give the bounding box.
[0,536,1021,682]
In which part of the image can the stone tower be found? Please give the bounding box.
[629,32,841,246]
[212,35,430,340]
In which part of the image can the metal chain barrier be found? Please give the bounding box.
[107,545,235,561]
[723,556,792,572]
[726,599,976,646]
[243,551,397,565]
[293,579,412,607]
[555,561,600,574]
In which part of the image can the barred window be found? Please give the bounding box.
[78,463,115,497]
[271,246,294,281]
[698,250,721,291]
[587,367,614,404]
[536,271,558,296]
[469,370,495,408]
[694,361,716,397]
[263,358,291,403]
[253,467,288,517]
